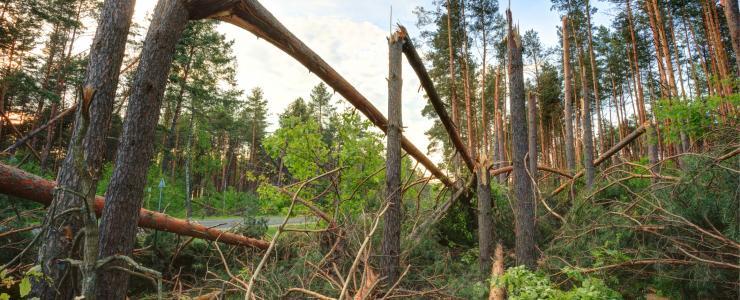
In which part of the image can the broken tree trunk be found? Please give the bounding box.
[0,162,269,249]
[213,1,452,187]
[381,30,403,285]
[488,242,505,300]
[399,26,474,173]
[548,122,649,198]
[508,9,536,270]
[476,166,493,274]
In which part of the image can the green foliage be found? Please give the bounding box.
[655,94,740,143]
[263,106,385,215]
[497,266,621,300]
[546,152,739,298]
[0,265,43,299]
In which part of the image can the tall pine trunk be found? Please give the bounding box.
[381,30,403,285]
[562,17,576,174]
[722,0,739,76]
[96,1,190,298]
[576,45,596,188]
[508,10,536,270]
[34,1,135,298]
[527,92,538,179]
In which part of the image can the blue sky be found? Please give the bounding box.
[126,0,618,163]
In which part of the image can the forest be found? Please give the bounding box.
[0,0,738,299]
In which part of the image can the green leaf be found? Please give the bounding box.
[0,293,10,300]
[19,277,31,297]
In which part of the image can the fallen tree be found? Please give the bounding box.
[398,26,474,173]
[0,162,269,249]
[209,1,454,187]
[548,122,648,198]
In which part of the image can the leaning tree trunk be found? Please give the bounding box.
[34,0,135,298]
[508,10,536,270]
[96,1,190,299]
[562,17,576,174]
[381,30,403,285]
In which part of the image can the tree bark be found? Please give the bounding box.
[184,113,195,219]
[562,17,576,174]
[721,0,740,76]
[585,0,604,155]
[527,92,538,179]
[445,0,459,127]
[488,242,505,300]
[476,166,493,275]
[34,0,135,298]
[381,30,403,286]
[508,10,536,270]
[494,70,506,183]
[576,42,596,188]
[96,1,190,299]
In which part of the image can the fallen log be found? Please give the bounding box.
[488,165,573,179]
[3,107,76,154]
[548,122,648,198]
[398,26,474,173]
[0,162,269,249]
[211,1,453,187]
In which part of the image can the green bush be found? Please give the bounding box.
[497,266,621,300]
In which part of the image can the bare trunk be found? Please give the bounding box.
[562,17,576,173]
[585,0,604,155]
[494,71,506,183]
[626,0,647,124]
[576,41,596,188]
[34,0,135,298]
[508,10,536,270]
[96,1,190,299]
[184,113,194,219]
[476,166,493,275]
[381,30,403,285]
[488,242,505,300]
[722,0,740,76]
[527,92,538,179]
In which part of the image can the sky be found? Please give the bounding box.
[123,0,617,163]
